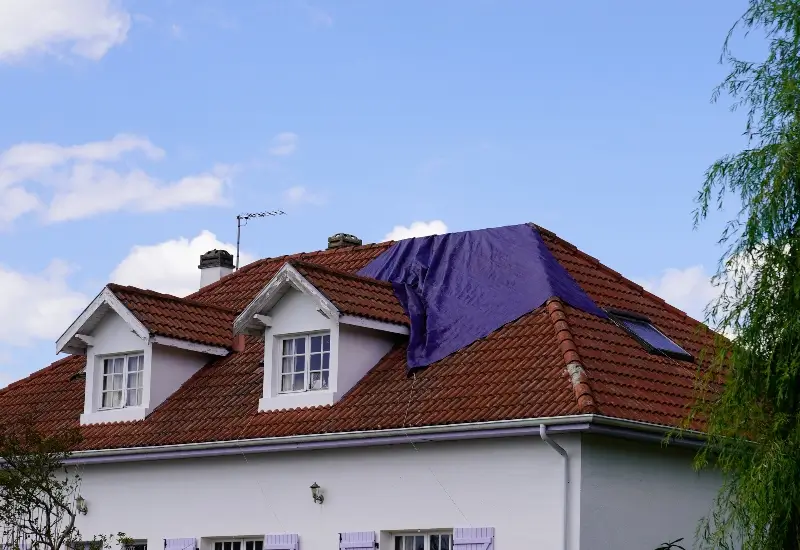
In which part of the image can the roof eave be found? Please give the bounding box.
[55,287,149,355]
[64,414,707,465]
[233,263,340,336]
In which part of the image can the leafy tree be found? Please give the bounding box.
[693,0,800,548]
[0,418,129,550]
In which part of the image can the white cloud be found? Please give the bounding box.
[0,135,232,225]
[268,132,299,157]
[0,0,130,62]
[110,230,256,297]
[283,185,325,206]
[638,265,720,322]
[0,261,88,348]
[383,220,449,242]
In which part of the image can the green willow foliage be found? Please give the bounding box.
[693,1,800,549]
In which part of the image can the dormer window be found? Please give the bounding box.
[101,354,144,409]
[280,333,331,393]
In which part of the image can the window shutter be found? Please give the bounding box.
[339,532,376,549]
[164,539,196,550]
[265,534,299,550]
[453,527,495,550]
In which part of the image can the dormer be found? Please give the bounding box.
[234,261,409,411]
[56,284,235,425]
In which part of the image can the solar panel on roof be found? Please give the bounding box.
[608,310,694,361]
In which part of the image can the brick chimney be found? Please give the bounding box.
[199,249,234,288]
[327,233,362,250]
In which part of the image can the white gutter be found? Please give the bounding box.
[65,414,706,464]
[540,424,569,550]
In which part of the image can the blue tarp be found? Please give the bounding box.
[358,224,606,369]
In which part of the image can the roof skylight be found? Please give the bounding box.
[606,309,694,362]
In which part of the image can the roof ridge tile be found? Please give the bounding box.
[290,260,394,289]
[107,283,237,314]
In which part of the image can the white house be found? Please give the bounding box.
[0,224,722,550]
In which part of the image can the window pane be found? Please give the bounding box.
[294,337,305,354]
[430,536,439,550]
[322,371,329,389]
[245,542,253,550]
[309,371,321,390]
[282,339,293,355]
[441,535,450,550]
[294,355,305,373]
[127,388,142,407]
[113,357,124,374]
[310,335,322,353]
[281,356,293,374]
[112,373,123,390]
[323,334,330,351]
[310,353,321,370]
[404,537,413,550]
[415,536,424,550]
[232,542,241,550]
[293,373,304,391]
[103,358,112,374]
[128,355,139,371]
[281,374,293,392]
[395,538,403,550]
[254,542,262,550]
[127,370,140,390]
[224,543,231,550]
[322,353,330,371]
[215,544,222,550]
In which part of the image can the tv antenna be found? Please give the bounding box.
[236,210,286,270]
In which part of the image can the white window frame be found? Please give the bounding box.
[211,539,263,550]
[99,353,144,410]
[278,332,331,394]
[393,531,453,550]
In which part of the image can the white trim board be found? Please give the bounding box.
[339,315,409,335]
[56,287,149,355]
[150,336,229,357]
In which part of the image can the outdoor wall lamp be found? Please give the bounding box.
[75,495,88,515]
[310,482,324,504]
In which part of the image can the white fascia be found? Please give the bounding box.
[233,263,341,336]
[56,287,149,355]
[150,335,229,357]
[339,315,409,335]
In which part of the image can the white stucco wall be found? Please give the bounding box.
[149,344,208,411]
[75,435,582,550]
[579,435,720,550]
[336,324,396,400]
[83,312,150,420]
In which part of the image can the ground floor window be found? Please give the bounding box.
[394,533,451,550]
[213,541,263,550]
[125,542,147,550]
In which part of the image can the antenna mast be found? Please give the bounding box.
[236,210,286,270]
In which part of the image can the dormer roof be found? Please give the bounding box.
[3,223,720,452]
[56,283,235,356]
[234,261,408,336]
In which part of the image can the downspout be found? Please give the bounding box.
[540,423,569,550]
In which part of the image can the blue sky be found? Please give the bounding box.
[0,0,754,386]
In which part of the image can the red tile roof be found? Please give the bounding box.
[107,284,237,349]
[0,225,717,450]
[291,261,408,326]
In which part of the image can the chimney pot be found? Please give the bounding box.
[199,249,235,288]
[327,233,362,250]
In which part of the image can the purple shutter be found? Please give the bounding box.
[265,534,299,550]
[339,532,376,549]
[165,539,196,550]
[453,527,495,550]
